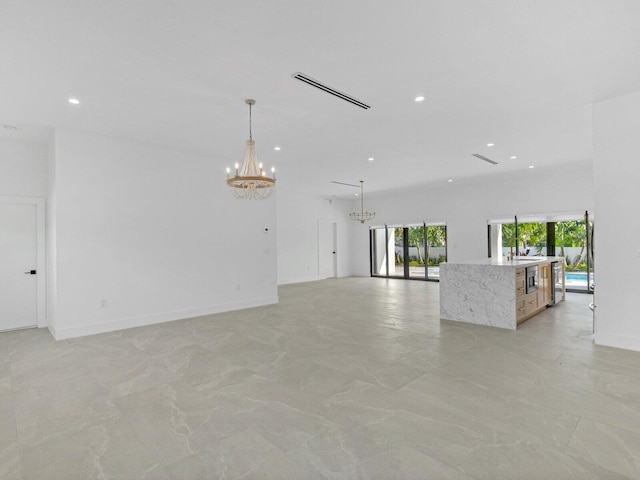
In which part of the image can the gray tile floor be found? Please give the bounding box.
[1,277,638,479]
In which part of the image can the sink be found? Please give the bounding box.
[510,257,541,262]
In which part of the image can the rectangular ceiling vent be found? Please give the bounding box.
[472,153,499,165]
[292,72,371,109]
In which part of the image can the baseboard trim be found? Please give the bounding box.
[51,296,279,340]
[278,273,354,286]
[278,275,321,286]
[595,331,640,352]
[351,271,370,277]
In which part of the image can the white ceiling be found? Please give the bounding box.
[2,1,640,197]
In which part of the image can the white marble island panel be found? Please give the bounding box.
[439,257,564,330]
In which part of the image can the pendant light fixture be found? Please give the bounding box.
[226,99,276,199]
[349,180,375,223]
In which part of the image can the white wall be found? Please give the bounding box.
[276,181,352,285]
[48,129,278,339]
[348,160,594,276]
[593,90,640,351]
[46,137,58,330]
[0,137,47,197]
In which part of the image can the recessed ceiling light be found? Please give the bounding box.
[414,96,425,102]
[448,179,453,183]
[274,146,281,151]
[510,156,517,159]
[368,157,374,161]
[486,143,495,147]
[3,125,17,130]
[68,98,80,105]
[355,193,359,196]
[528,165,535,169]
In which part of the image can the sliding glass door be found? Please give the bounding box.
[426,225,447,279]
[408,226,426,279]
[370,227,389,276]
[391,227,407,278]
[494,221,547,257]
[555,219,594,292]
[488,213,594,293]
[517,222,547,256]
[371,224,446,281]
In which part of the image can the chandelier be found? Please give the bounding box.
[226,99,276,199]
[349,180,375,223]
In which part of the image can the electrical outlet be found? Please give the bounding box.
[635,248,640,258]
[100,298,107,308]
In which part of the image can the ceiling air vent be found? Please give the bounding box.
[292,72,371,109]
[472,153,498,165]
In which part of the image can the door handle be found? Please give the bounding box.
[24,270,37,275]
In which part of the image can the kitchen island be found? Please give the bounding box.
[439,257,565,329]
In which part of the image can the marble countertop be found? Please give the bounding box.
[442,256,566,268]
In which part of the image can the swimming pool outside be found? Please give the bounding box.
[565,271,594,288]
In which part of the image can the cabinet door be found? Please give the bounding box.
[544,264,552,304]
[537,265,544,306]
[524,291,538,316]
[537,264,551,306]
[537,287,545,308]
[516,297,526,322]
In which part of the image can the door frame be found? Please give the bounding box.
[0,196,46,328]
[318,219,337,279]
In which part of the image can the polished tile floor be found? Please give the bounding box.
[1,278,639,479]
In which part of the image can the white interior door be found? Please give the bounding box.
[0,202,38,331]
[318,221,337,279]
